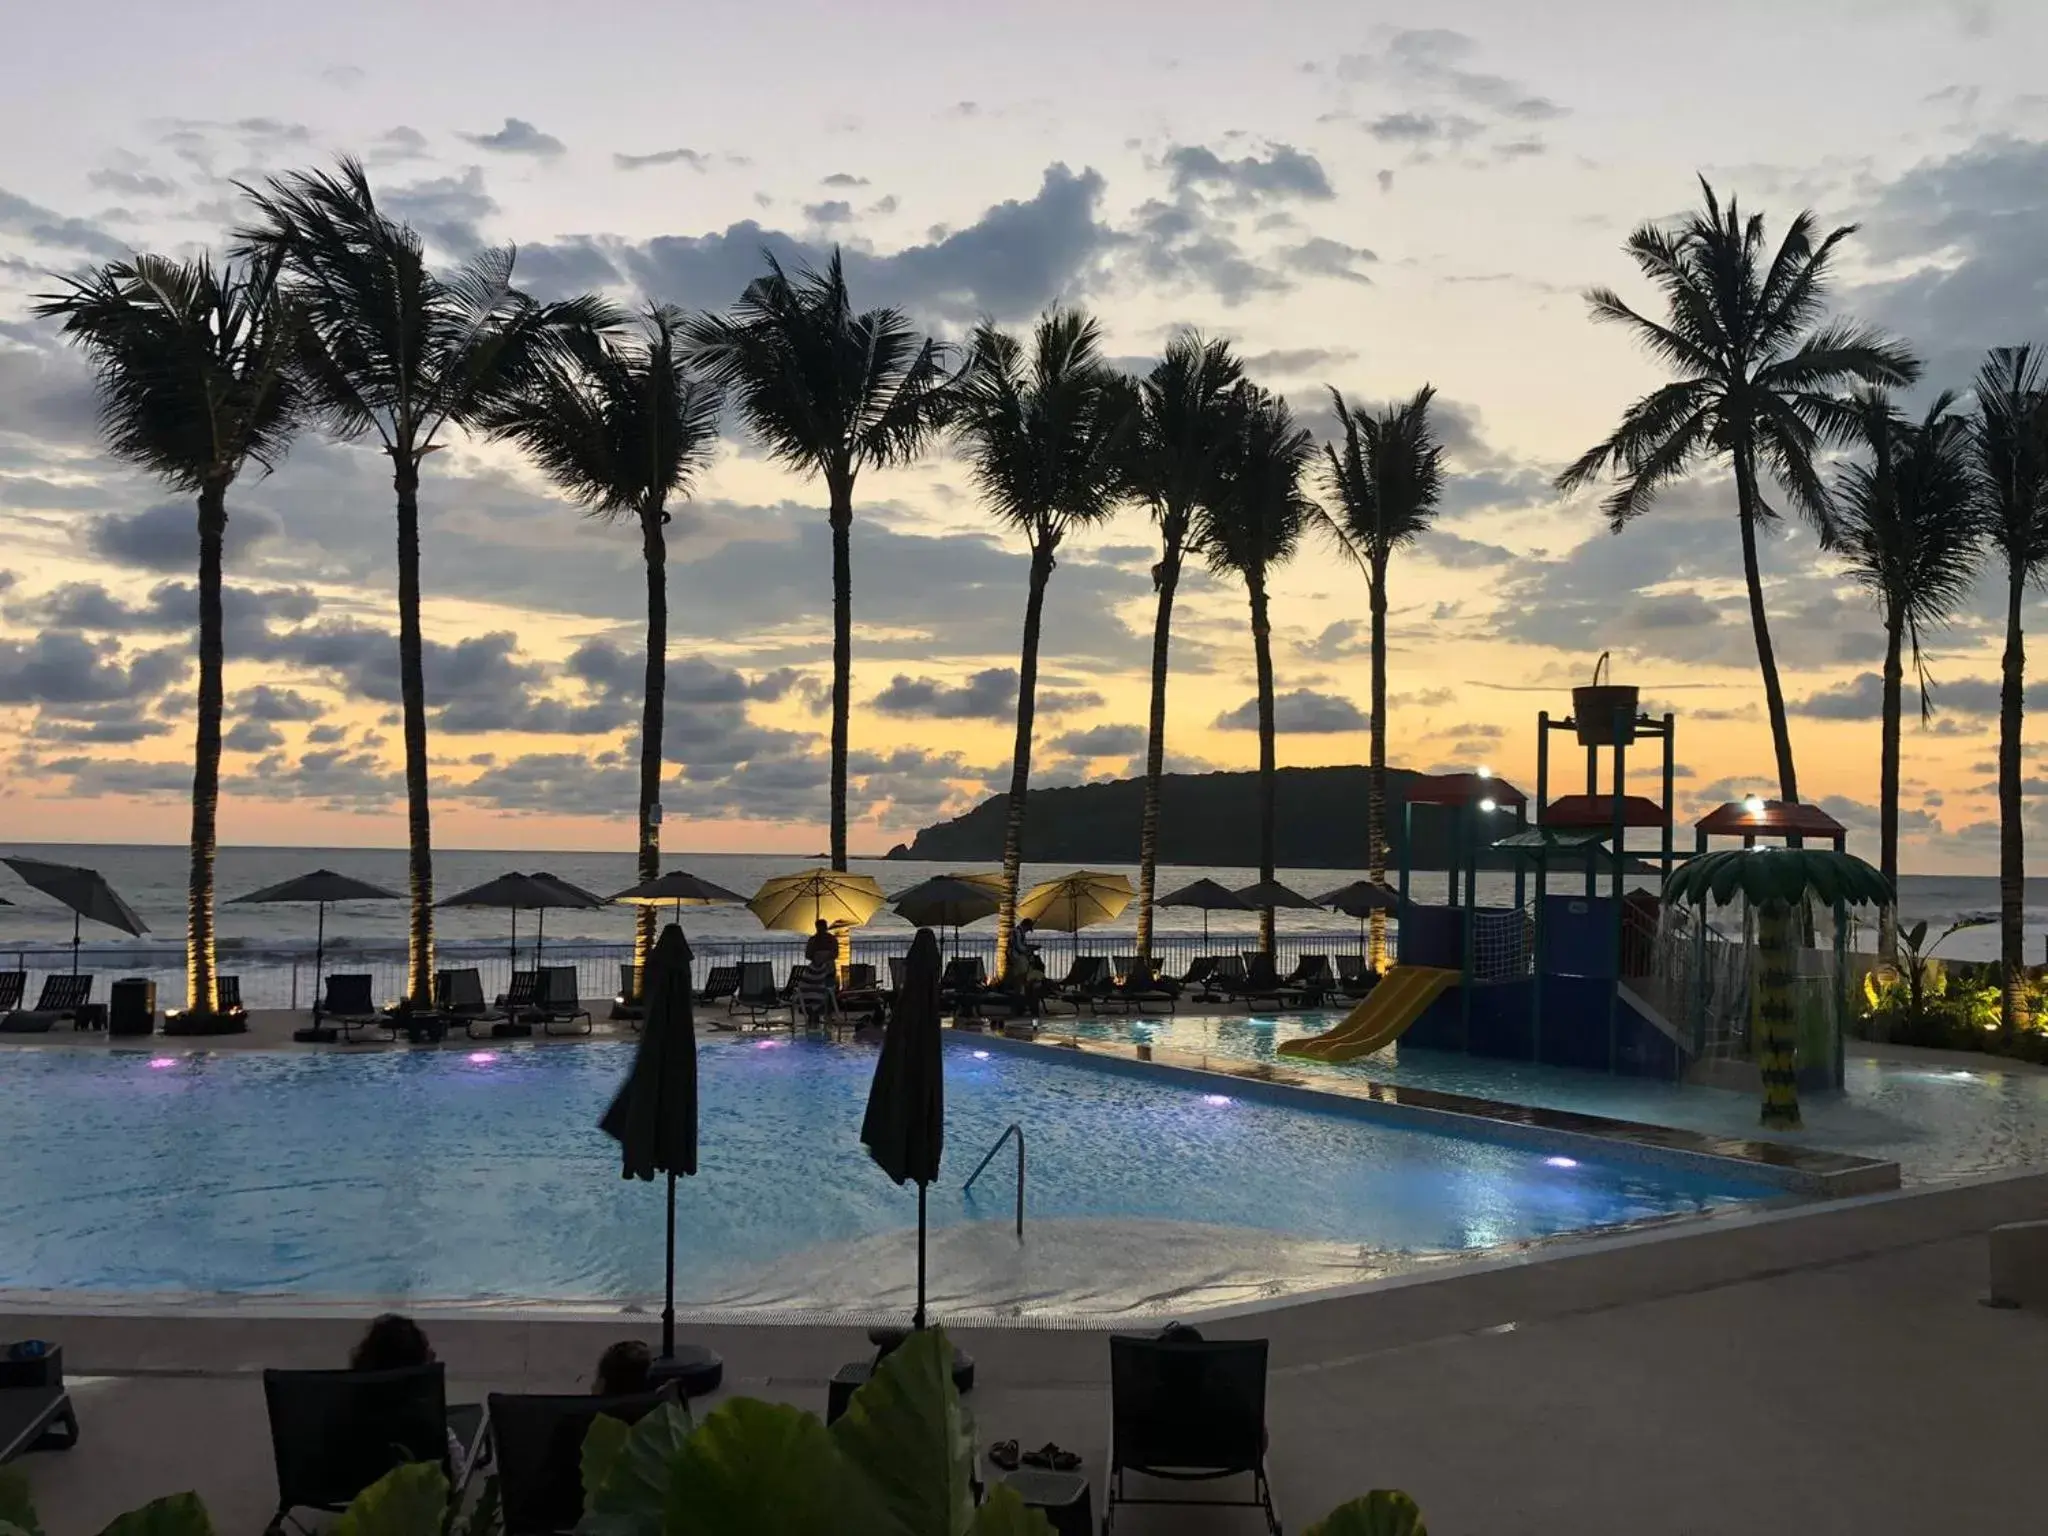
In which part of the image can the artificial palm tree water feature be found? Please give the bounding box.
[948,308,1135,978]
[234,159,609,1007]
[1665,847,1892,1129]
[34,253,300,1023]
[484,305,723,998]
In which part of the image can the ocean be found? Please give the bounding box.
[0,843,2033,1008]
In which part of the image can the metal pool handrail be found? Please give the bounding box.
[962,1122,1024,1238]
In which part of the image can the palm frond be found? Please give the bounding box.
[1193,384,1318,583]
[1319,384,1444,562]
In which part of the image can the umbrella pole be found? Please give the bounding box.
[537,906,547,970]
[914,1180,928,1332]
[662,1169,678,1360]
[71,910,80,979]
[315,902,327,1023]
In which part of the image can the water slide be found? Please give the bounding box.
[1278,965,1460,1062]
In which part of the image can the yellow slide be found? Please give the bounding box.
[1278,965,1459,1062]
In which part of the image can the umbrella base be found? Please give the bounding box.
[645,1344,723,1399]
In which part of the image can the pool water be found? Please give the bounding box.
[1064,1012,2048,1184]
[0,1038,1782,1308]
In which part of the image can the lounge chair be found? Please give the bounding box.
[940,956,988,1011]
[886,954,907,1002]
[1054,955,1114,1012]
[537,967,592,1036]
[1,974,92,1033]
[1335,955,1379,998]
[482,971,541,1039]
[437,968,488,1022]
[315,974,383,1042]
[1174,956,1219,997]
[844,962,877,992]
[693,964,739,1008]
[0,1367,77,1465]
[217,974,247,1016]
[1207,954,1247,1001]
[1101,964,1179,1017]
[1281,954,1334,1004]
[486,1384,679,1536]
[1104,1334,1278,1534]
[261,1362,481,1534]
[0,971,23,1013]
[732,961,790,1026]
[1221,952,1292,1006]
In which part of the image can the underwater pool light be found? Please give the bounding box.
[1545,1155,1579,1169]
[972,1050,990,1060]
[148,1057,176,1070]
[467,1052,496,1065]
[1202,1093,1233,1106]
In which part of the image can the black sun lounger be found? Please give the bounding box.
[0,1385,78,1465]
[486,1384,679,1536]
[1105,1333,1278,1534]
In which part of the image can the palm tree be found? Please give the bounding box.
[484,306,723,994]
[234,158,605,1005]
[686,251,951,871]
[1834,390,1983,963]
[1557,179,1919,805]
[1194,385,1319,953]
[948,309,1134,976]
[35,254,299,1021]
[1971,346,2048,1032]
[1123,333,1245,960]
[1321,386,1445,970]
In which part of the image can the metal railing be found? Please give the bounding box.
[962,1122,1025,1238]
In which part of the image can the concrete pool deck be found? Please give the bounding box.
[9,1168,2048,1533]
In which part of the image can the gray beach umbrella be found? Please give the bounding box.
[611,869,747,926]
[891,875,1001,958]
[1157,877,1251,948]
[1314,879,1402,951]
[440,871,605,972]
[4,856,148,975]
[599,923,698,1361]
[1234,878,1320,911]
[231,870,398,1021]
[861,927,946,1330]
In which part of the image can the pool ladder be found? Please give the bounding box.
[962,1122,1025,1238]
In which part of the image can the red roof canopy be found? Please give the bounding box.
[1406,772,1526,807]
[1694,799,1846,838]
[1543,793,1669,831]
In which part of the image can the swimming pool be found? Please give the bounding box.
[1,1038,1782,1316]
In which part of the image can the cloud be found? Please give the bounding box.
[236,685,325,722]
[1366,112,1483,145]
[87,502,283,573]
[382,167,496,252]
[1494,138,1547,160]
[1047,723,1147,757]
[0,186,125,259]
[1336,29,1566,122]
[804,200,855,225]
[1243,347,1357,377]
[872,667,1017,721]
[370,126,431,162]
[821,172,870,188]
[614,147,709,172]
[1213,687,1369,732]
[87,168,177,198]
[459,117,565,157]
[1163,142,1334,204]
[1415,529,1515,569]
[1280,237,1377,284]
[224,718,285,753]
[0,631,185,707]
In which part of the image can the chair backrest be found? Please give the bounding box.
[0,971,25,1010]
[1336,954,1365,982]
[1212,955,1246,982]
[216,974,244,1011]
[845,962,876,990]
[698,964,738,997]
[1109,1336,1268,1479]
[539,967,580,1009]
[505,971,539,1008]
[1298,954,1331,983]
[1241,952,1279,986]
[263,1363,449,1516]
[435,969,487,1014]
[887,955,907,991]
[1112,955,1137,980]
[36,974,92,1011]
[323,973,374,1015]
[1079,955,1110,988]
[488,1385,677,1536]
[1180,956,1216,985]
[941,957,982,991]
[738,960,776,999]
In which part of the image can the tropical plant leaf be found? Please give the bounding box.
[661,1397,873,1536]
[332,1463,446,1536]
[968,1483,1057,1534]
[96,1492,218,1536]
[580,1412,632,1508]
[453,1474,500,1536]
[578,1400,693,1536]
[829,1328,977,1536]
[0,1468,41,1536]
[1305,1488,1429,1536]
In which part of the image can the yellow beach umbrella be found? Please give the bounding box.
[1017,870,1134,933]
[747,868,888,933]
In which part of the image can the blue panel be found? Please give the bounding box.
[1542,893,1618,978]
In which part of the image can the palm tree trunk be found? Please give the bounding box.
[2000,564,2028,1032]
[1134,520,1186,963]
[1755,899,1801,1128]
[1734,450,1800,803]
[634,506,668,999]
[186,480,227,1018]
[1877,606,1904,965]
[1251,572,1277,954]
[393,456,435,1007]
[996,540,1056,980]
[829,480,853,873]
[1368,556,1390,971]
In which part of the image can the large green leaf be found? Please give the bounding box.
[577,1399,693,1536]
[333,1463,447,1536]
[0,1467,42,1536]
[662,1397,875,1536]
[1305,1489,1429,1536]
[579,1413,632,1509]
[828,1328,976,1536]
[967,1483,1056,1535]
[96,1493,218,1536]
[452,1474,500,1536]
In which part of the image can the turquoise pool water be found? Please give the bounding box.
[0,1038,1779,1306]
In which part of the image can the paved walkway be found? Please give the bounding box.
[12,1171,2048,1534]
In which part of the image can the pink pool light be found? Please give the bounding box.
[754,1039,785,1050]
[467,1052,497,1065]
[148,1057,176,1070]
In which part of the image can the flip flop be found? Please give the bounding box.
[988,1439,1020,1471]
[1023,1442,1080,1471]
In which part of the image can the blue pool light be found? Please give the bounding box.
[972,1050,990,1060]
[1545,1156,1579,1169]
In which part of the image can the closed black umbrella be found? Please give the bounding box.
[861,927,945,1329]
[1158,877,1251,948]
[231,869,399,1028]
[599,923,698,1363]
[4,856,148,975]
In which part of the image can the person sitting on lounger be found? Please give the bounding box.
[350,1313,465,1465]
[593,1339,653,1397]
[798,921,840,1025]
[1007,919,1046,1016]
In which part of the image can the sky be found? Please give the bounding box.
[2,0,2048,869]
